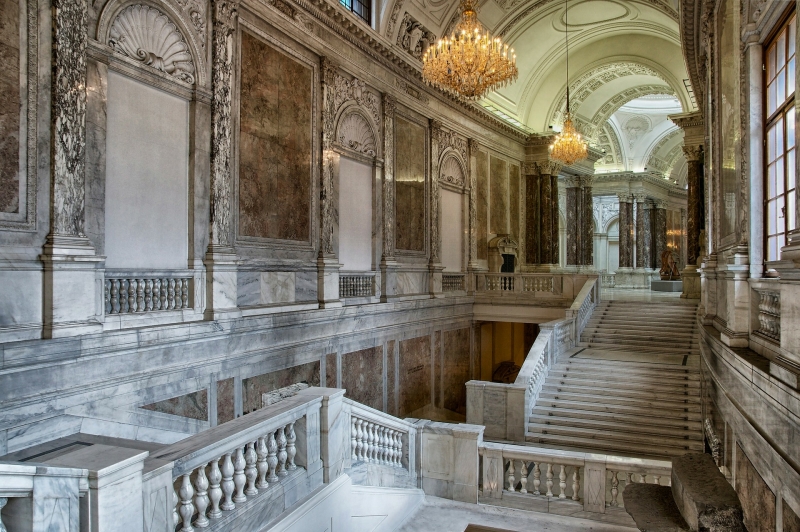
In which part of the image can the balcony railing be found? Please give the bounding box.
[478,273,555,293]
[754,288,780,343]
[339,273,376,298]
[442,273,466,292]
[105,275,193,314]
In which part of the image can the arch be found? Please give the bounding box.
[439,150,467,189]
[586,85,676,139]
[97,0,208,87]
[642,126,682,173]
[334,105,379,159]
[605,216,620,235]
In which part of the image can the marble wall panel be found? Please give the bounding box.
[217,378,235,424]
[489,156,508,235]
[735,443,776,532]
[509,165,520,241]
[396,270,426,295]
[433,331,441,408]
[341,347,383,411]
[476,151,488,260]
[237,271,261,306]
[395,116,426,252]
[386,340,396,415]
[0,0,19,213]
[784,499,800,531]
[141,389,208,421]
[295,271,317,301]
[242,361,320,414]
[718,0,739,240]
[442,328,470,415]
[326,353,337,388]
[238,31,312,241]
[399,336,431,417]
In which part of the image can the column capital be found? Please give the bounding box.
[562,175,581,188]
[668,111,705,146]
[382,93,396,117]
[682,145,703,162]
[430,118,443,137]
[468,138,480,155]
[633,193,649,204]
[654,199,668,210]
[617,193,633,203]
[320,55,338,86]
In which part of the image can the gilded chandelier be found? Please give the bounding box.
[422,0,518,101]
[549,0,588,166]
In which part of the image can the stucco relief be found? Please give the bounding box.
[336,111,377,157]
[440,155,465,188]
[334,75,380,126]
[109,5,196,84]
[596,124,623,166]
[396,13,435,60]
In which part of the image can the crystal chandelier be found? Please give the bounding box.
[549,0,588,166]
[422,0,518,101]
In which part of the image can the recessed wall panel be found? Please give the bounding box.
[476,151,488,260]
[441,189,463,271]
[0,0,20,213]
[490,156,509,235]
[339,157,372,270]
[395,116,426,252]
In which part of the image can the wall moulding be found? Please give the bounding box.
[96,0,208,86]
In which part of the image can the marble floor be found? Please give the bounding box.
[600,288,699,305]
[396,497,635,532]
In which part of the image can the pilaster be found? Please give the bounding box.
[429,119,443,297]
[653,200,668,273]
[380,94,399,301]
[468,139,480,272]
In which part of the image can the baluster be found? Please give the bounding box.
[266,432,279,483]
[533,462,541,495]
[219,452,235,511]
[168,279,176,309]
[256,437,269,489]
[653,475,661,486]
[276,426,288,477]
[182,278,190,308]
[119,280,128,312]
[157,279,165,310]
[507,459,515,492]
[136,278,145,311]
[144,279,153,311]
[572,467,580,501]
[385,429,394,465]
[380,426,388,464]
[207,458,223,518]
[178,473,195,532]
[173,487,180,529]
[546,463,554,497]
[355,419,363,461]
[194,464,210,528]
[365,422,374,462]
[111,279,119,313]
[104,280,111,314]
[351,417,358,460]
[559,464,567,499]
[610,471,619,507]
[244,442,258,496]
[232,447,247,503]
[286,421,297,470]
[128,278,136,312]
[640,474,646,484]
[395,431,403,467]
[519,461,528,493]
[626,472,633,486]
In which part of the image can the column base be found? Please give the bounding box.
[41,234,104,339]
[204,247,241,320]
[318,255,343,309]
[681,265,701,299]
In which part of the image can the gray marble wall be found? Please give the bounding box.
[0,0,19,214]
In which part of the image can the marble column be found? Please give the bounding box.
[617,194,634,269]
[682,145,703,298]
[204,0,242,319]
[529,162,562,267]
[42,0,104,338]
[428,120,444,296]
[317,57,343,308]
[551,173,560,266]
[467,139,481,289]
[582,181,594,266]
[634,195,652,270]
[380,94,398,302]
[564,175,593,268]
[524,163,540,265]
[653,200,668,273]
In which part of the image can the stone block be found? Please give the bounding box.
[623,483,689,532]
[671,453,744,531]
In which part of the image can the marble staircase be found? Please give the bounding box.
[527,300,703,459]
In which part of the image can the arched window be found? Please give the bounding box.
[765,10,797,262]
[340,0,371,25]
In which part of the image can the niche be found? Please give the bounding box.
[488,234,518,273]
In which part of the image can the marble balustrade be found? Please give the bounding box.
[441,273,465,292]
[104,275,193,314]
[753,288,781,343]
[600,272,615,288]
[344,398,416,473]
[477,273,556,293]
[480,442,671,515]
[339,273,376,299]
[467,280,599,440]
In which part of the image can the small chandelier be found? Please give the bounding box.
[422,0,518,101]
[549,0,588,166]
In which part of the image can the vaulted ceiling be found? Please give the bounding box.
[379,0,694,182]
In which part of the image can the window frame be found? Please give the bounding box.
[764,8,797,265]
[339,0,372,26]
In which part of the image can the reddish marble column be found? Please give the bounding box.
[582,184,594,265]
[618,194,634,268]
[684,146,703,266]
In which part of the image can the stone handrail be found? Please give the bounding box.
[476,273,556,294]
[0,462,89,532]
[480,442,671,514]
[467,278,599,441]
[343,398,417,474]
[151,393,324,531]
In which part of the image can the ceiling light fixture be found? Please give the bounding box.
[549,0,588,166]
[422,0,518,101]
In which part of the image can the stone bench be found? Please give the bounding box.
[625,452,745,532]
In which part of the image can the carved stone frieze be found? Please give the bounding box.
[174,0,207,47]
[436,127,467,164]
[52,0,88,236]
[394,78,429,103]
[109,4,196,84]
[334,74,380,127]
[384,0,405,39]
[264,0,314,32]
[336,111,377,157]
[209,0,239,248]
[396,13,435,60]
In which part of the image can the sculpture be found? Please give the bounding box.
[660,250,680,280]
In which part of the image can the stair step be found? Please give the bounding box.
[533,399,702,421]
[526,423,705,449]
[577,338,699,351]
[550,366,700,382]
[545,378,700,396]
[579,329,698,341]
[574,344,700,357]
[528,413,702,438]
[541,383,699,403]
[529,407,703,430]
[524,433,701,459]
[554,359,698,373]
[538,391,701,412]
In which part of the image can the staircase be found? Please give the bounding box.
[526,300,703,459]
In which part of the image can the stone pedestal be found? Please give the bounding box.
[380,259,399,302]
[429,263,445,298]
[46,445,149,532]
[41,235,104,338]
[204,248,241,320]
[682,265,701,299]
[317,256,343,309]
[419,422,483,504]
[299,387,346,483]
